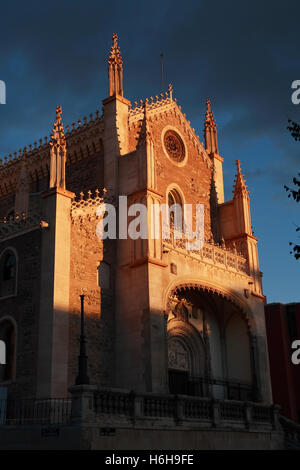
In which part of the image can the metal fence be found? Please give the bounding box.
[0,398,71,425]
[169,374,254,401]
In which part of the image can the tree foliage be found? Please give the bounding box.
[285,119,300,259]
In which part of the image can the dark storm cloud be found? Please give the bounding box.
[0,0,299,302]
[0,0,299,169]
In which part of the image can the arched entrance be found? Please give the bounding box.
[166,284,259,401]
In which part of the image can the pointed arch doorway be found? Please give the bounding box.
[166,284,259,401]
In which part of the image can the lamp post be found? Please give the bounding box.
[75,294,90,385]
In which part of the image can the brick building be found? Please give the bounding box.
[0,34,293,449]
[265,303,300,423]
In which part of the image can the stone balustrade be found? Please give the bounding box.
[164,238,249,276]
[89,387,279,431]
[2,388,298,449]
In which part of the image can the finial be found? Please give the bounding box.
[56,105,62,123]
[49,105,67,189]
[108,33,123,97]
[168,83,173,100]
[112,32,118,48]
[205,98,215,127]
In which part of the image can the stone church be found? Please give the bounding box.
[0,34,290,449]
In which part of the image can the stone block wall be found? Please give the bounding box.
[0,230,42,399]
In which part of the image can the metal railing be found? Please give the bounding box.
[169,375,255,402]
[0,398,71,425]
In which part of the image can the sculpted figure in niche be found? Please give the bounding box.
[174,300,189,322]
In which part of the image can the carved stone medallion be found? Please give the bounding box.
[163,130,185,163]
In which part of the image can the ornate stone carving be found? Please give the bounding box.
[173,299,189,322]
[155,159,164,178]
[49,106,66,189]
[168,339,189,371]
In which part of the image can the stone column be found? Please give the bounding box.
[36,187,74,398]
[69,384,97,425]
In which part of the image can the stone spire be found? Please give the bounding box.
[232,159,252,236]
[204,98,218,155]
[49,105,66,189]
[108,33,123,97]
[233,160,249,198]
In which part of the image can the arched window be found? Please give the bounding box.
[0,320,15,382]
[3,253,16,281]
[167,189,183,232]
[0,249,17,298]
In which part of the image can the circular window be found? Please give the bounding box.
[163,130,185,163]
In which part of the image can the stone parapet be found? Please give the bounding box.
[0,210,44,241]
[163,239,249,277]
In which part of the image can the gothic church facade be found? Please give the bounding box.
[0,34,272,408]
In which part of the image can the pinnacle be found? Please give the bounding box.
[50,105,66,148]
[233,159,249,197]
[108,32,123,66]
[205,98,216,129]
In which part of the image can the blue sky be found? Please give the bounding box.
[0,0,299,303]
